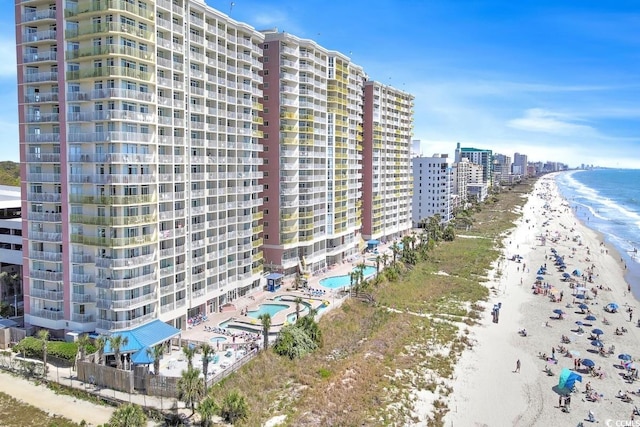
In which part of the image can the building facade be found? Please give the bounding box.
[259,31,364,275]
[411,155,452,226]
[513,152,528,176]
[455,142,493,186]
[0,186,23,307]
[361,81,414,243]
[16,0,265,334]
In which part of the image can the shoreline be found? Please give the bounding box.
[444,173,640,426]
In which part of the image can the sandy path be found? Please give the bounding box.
[0,369,114,426]
[445,174,640,426]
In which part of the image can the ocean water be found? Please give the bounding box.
[555,169,640,296]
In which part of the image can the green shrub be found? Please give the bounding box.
[13,337,82,361]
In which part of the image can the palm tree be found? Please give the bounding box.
[219,390,249,424]
[94,335,106,365]
[182,344,197,370]
[294,296,303,321]
[197,396,218,427]
[258,313,271,351]
[293,272,302,290]
[390,242,400,264]
[146,344,165,375]
[108,403,147,427]
[36,329,49,378]
[76,333,91,361]
[108,334,129,370]
[199,343,214,393]
[375,255,381,273]
[177,367,204,415]
[381,253,390,268]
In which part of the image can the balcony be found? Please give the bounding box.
[24,71,58,83]
[96,312,156,331]
[29,250,62,262]
[22,30,56,43]
[27,192,61,202]
[27,212,62,222]
[71,254,94,263]
[68,131,155,143]
[25,112,59,122]
[31,308,64,321]
[106,292,156,310]
[65,0,155,21]
[91,88,155,102]
[71,313,95,323]
[96,272,157,289]
[29,231,62,242]
[23,51,57,64]
[30,288,64,301]
[71,233,157,248]
[22,9,57,22]
[67,66,152,82]
[95,253,155,269]
[68,193,156,205]
[30,270,63,281]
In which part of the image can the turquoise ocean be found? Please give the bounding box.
[556,169,640,296]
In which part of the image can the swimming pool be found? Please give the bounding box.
[319,265,377,289]
[247,303,290,318]
[209,336,228,343]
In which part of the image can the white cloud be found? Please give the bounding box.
[507,108,597,137]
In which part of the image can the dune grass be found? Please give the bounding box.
[207,181,534,426]
[0,391,79,427]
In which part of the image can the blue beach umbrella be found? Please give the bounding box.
[619,354,633,361]
[537,269,545,275]
[575,321,584,326]
[591,340,604,348]
[575,294,586,299]
[585,315,597,321]
[592,329,604,336]
[553,309,565,315]
[607,303,619,311]
[581,359,596,367]
[573,269,582,276]
[536,275,544,281]
[578,303,589,310]
[563,273,571,278]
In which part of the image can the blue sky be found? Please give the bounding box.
[3,0,639,168]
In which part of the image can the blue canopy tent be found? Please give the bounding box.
[103,319,181,366]
[367,239,380,248]
[558,368,582,392]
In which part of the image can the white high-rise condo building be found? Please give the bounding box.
[16,0,265,334]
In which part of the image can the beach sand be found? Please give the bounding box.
[444,174,640,426]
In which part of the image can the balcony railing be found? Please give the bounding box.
[95,253,155,269]
[30,270,63,281]
[71,313,95,323]
[95,272,157,289]
[29,250,62,262]
[22,9,57,22]
[96,312,156,331]
[22,30,56,43]
[30,288,64,301]
[71,233,157,248]
[31,308,64,321]
[29,231,62,242]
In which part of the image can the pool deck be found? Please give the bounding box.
[180,239,399,346]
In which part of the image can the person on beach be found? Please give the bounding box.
[515,359,521,373]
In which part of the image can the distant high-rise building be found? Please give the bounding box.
[362,82,414,243]
[492,153,512,184]
[513,152,528,176]
[455,143,493,185]
[412,155,453,226]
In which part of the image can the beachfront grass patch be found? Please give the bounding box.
[0,391,79,427]
[203,179,536,426]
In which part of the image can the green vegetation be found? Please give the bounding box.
[108,403,147,427]
[198,179,533,426]
[13,337,95,362]
[0,161,19,187]
[0,390,79,427]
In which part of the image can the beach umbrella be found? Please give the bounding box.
[624,361,636,371]
[578,303,589,310]
[573,269,582,276]
[553,309,565,315]
[536,275,544,281]
[558,368,583,391]
[618,354,633,361]
[575,321,583,326]
[537,269,545,275]
[607,303,619,311]
[562,273,571,278]
[575,294,586,299]
[591,340,604,348]
[581,359,596,367]
[585,315,597,321]
[592,328,604,337]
